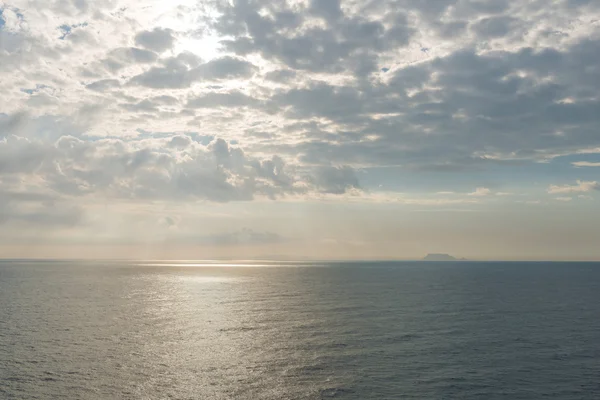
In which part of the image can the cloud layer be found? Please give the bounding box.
[1,0,600,257]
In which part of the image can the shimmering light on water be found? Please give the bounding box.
[136,263,284,268]
[134,260,327,268]
[1,260,600,399]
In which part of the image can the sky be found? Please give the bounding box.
[1,0,600,260]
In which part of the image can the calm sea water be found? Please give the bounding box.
[1,260,599,399]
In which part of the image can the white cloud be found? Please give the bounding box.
[468,187,492,197]
[398,198,480,206]
[547,180,600,194]
[555,197,573,202]
[572,161,600,167]
[520,200,541,205]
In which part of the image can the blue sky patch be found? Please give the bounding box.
[58,22,88,40]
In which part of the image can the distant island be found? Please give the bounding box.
[423,253,467,261]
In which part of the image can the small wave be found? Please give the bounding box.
[330,342,348,348]
[385,333,422,343]
[218,326,260,333]
[320,387,356,398]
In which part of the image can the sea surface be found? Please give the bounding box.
[1,260,599,399]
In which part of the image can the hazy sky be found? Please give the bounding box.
[1,0,600,260]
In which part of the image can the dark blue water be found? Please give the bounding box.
[1,260,599,399]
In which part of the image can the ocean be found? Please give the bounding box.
[1,260,599,399]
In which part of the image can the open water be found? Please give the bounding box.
[1,260,599,399]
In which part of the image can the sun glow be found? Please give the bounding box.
[176,34,222,62]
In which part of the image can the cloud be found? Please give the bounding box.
[3,0,600,256]
[100,47,158,72]
[128,55,256,89]
[167,135,192,148]
[197,228,284,246]
[192,56,257,81]
[397,198,480,206]
[0,118,362,204]
[520,200,542,205]
[547,180,600,194]
[311,166,361,194]
[468,187,492,197]
[0,188,83,228]
[555,197,573,202]
[85,79,121,92]
[254,38,600,170]
[135,28,175,53]
[186,91,261,109]
[572,161,600,167]
[309,0,343,23]
[264,69,297,83]
[214,1,414,76]
[470,16,522,39]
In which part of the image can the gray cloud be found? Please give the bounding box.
[309,0,343,22]
[311,166,361,194]
[85,79,121,92]
[0,112,28,137]
[258,37,600,170]
[3,0,600,209]
[186,91,261,109]
[264,69,297,83]
[192,56,257,80]
[3,0,600,260]
[0,121,363,203]
[129,55,256,89]
[471,16,522,39]
[197,228,284,246]
[0,189,83,228]
[167,135,192,148]
[135,28,175,53]
[102,47,158,72]
[214,1,414,76]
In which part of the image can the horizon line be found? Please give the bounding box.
[1,258,599,263]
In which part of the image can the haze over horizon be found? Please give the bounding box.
[2,0,600,261]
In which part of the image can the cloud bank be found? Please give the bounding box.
[1,0,600,257]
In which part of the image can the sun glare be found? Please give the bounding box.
[176,34,222,61]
